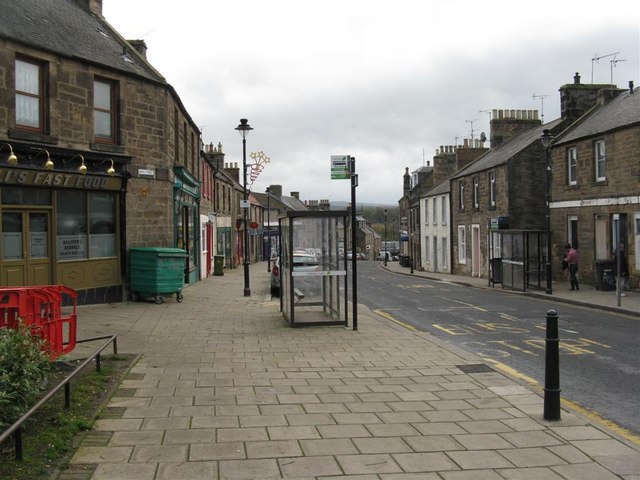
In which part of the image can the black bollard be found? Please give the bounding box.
[544,309,561,420]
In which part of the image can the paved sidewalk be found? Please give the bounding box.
[58,263,639,479]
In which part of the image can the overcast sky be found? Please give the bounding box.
[103,0,639,205]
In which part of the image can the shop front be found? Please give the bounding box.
[0,146,129,304]
[173,167,200,285]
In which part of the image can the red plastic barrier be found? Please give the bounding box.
[0,286,77,360]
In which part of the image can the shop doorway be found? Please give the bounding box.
[1,210,52,286]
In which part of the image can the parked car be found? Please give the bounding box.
[376,251,391,261]
[270,254,319,297]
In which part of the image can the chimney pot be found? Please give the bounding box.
[574,72,581,85]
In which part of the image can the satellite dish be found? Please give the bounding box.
[480,132,487,142]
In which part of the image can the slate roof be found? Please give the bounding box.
[426,178,450,197]
[451,117,564,179]
[554,89,640,146]
[0,0,165,83]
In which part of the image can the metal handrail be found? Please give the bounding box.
[0,334,118,460]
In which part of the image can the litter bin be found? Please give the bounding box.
[130,247,186,304]
[595,260,616,291]
[214,255,225,276]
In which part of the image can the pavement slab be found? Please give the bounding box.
[54,264,639,479]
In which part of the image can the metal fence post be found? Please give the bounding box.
[544,308,561,420]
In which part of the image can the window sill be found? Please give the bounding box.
[8,129,58,145]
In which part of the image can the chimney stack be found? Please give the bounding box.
[87,0,102,16]
[128,40,148,59]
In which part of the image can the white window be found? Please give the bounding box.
[472,177,479,209]
[424,200,429,225]
[457,225,466,264]
[459,181,465,210]
[595,140,606,181]
[432,197,437,225]
[425,235,430,265]
[94,78,116,143]
[488,171,496,207]
[442,237,448,269]
[15,58,44,131]
[567,147,577,185]
[441,195,447,225]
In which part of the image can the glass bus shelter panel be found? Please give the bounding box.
[279,211,348,327]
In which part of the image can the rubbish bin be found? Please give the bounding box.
[130,247,186,304]
[214,255,225,276]
[594,260,616,291]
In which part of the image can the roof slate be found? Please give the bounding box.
[555,89,640,145]
[0,0,165,83]
[452,117,563,178]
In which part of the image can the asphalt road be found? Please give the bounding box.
[354,262,640,437]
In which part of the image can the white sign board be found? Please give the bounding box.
[331,155,350,180]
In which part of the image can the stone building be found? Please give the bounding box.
[550,80,639,290]
[0,0,202,303]
[450,110,552,281]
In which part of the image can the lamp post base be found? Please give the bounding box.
[244,288,251,297]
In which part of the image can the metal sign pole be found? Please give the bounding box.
[350,156,358,330]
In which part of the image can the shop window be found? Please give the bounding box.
[15,57,45,132]
[57,191,116,260]
[94,78,117,143]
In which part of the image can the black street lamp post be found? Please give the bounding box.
[541,129,553,295]
[265,186,271,272]
[384,208,388,266]
[235,118,253,296]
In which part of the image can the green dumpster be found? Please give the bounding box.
[213,255,225,276]
[129,247,186,304]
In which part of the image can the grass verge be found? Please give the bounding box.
[0,353,137,480]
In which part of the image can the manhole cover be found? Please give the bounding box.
[456,364,494,373]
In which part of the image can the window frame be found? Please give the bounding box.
[595,140,606,181]
[567,147,578,185]
[441,195,447,225]
[459,180,465,211]
[488,171,496,207]
[472,176,479,209]
[15,57,46,132]
[457,225,466,264]
[93,77,118,144]
[432,197,437,225]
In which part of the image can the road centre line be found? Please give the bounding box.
[442,297,488,312]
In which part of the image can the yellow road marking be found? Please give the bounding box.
[487,360,640,446]
[372,309,418,331]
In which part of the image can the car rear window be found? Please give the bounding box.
[293,255,317,266]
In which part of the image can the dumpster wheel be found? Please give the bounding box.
[131,292,139,302]
[177,292,184,303]
[153,295,163,304]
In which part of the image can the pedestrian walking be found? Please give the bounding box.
[613,243,629,296]
[564,243,579,291]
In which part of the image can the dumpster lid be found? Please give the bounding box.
[130,247,187,255]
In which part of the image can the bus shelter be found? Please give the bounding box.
[278,210,349,327]
[489,229,547,291]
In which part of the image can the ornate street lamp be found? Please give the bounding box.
[235,118,253,296]
[541,129,554,295]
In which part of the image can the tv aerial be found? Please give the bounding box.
[533,93,549,123]
[591,52,619,83]
[610,55,626,84]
